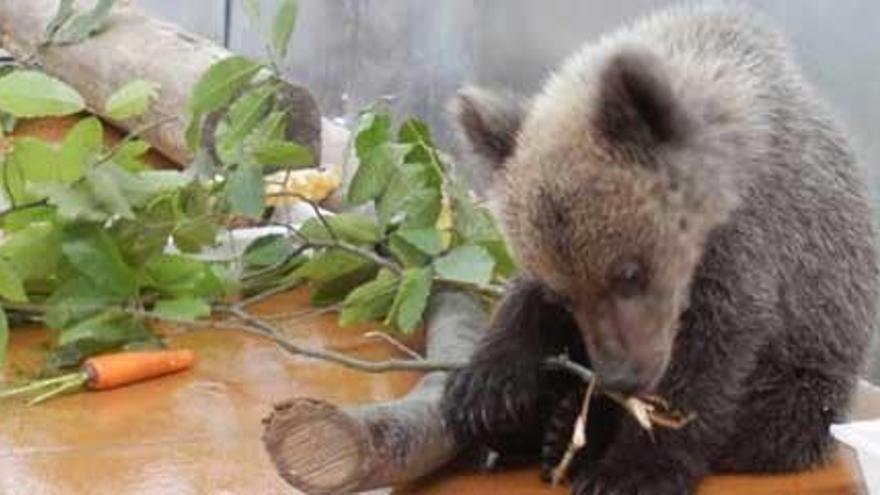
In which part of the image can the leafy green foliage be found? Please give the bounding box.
[0,5,515,369]
[386,268,433,333]
[105,80,160,120]
[298,213,381,245]
[433,245,495,286]
[253,140,312,169]
[0,306,7,365]
[0,71,85,117]
[0,258,27,302]
[227,164,265,217]
[186,56,263,150]
[189,56,263,116]
[153,298,211,322]
[47,0,116,45]
[271,0,300,61]
[340,269,399,327]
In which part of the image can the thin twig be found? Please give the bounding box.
[551,375,598,485]
[0,199,49,221]
[307,239,402,274]
[260,304,340,322]
[364,331,424,360]
[237,280,305,308]
[94,115,181,167]
[212,309,464,372]
[435,277,505,299]
[292,193,339,242]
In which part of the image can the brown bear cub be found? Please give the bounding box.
[442,4,878,494]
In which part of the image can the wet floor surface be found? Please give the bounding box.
[1,288,872,495]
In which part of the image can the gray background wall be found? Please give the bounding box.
[143,1,880,187]
[142,0,880,378]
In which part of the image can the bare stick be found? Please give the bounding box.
[550,376,598,485]
[364,331,424,360]
[0,0,322,166]
[262,291,484,494]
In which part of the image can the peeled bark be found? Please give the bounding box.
[262,291,485,494]
[0,0,321,166]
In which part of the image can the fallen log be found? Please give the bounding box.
[262,291,484,494]
[0,0,323,166]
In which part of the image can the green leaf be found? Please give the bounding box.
[450,182,517,278]
[241,109,287,163]
[0,222,61,281]
[0,113,17,134]
[111,139,151,172]
[241,0,261,30]
[295,248,378,305]
[377,161,442,229]
[0,205,55,232]
[54,310,154,366]
[0,306,8,364]
[347,143,410,206]
[354,111,391,158]
[0,257,27,302]
[296,249,375,283]
[172,217,218,254]
[189,56,263,116]
[11,118,102,184]
[217,84,274,163]
[153,298,211,322]
[61,224,139,298]
[0,157,28,205]
[433,245,495,286]
[145,255,224,298]
[252,140,312,169]
[227,164,265,217]
[388,235,429,268]
[79,164,189,216]
[298,213,381,245]
[31,182,106,221]
[394,228,443,256]
[51,0,116,45]
[386,267,432,332]
[271,0,299,60]
[44,273,116,329]
[85,163,135,219]
[480,239,517,280]
[387,228,443,268]
[0,71,85,117]
[110,219,172,268]
[184,113,203,153]
[397,118,441,165]
[9,137,58,182]
[105,79,160,120]
[58,117,103,180]
[339,269,399,326]
[398,118,434,147]
[45,0,76,40]
[243,234,294,268]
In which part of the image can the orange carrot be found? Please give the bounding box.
[83,349,196,390]
[0,349,197,405]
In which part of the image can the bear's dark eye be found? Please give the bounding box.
[610,260,649,298]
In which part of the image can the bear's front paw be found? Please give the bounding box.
[571,458,695,495]
[442,360,540,453]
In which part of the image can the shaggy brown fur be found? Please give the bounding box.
[442,3,878,494]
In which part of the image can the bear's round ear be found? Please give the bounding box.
[449,86,525,171]
[592,48,694,148]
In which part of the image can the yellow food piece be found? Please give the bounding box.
[264,166,342,206]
